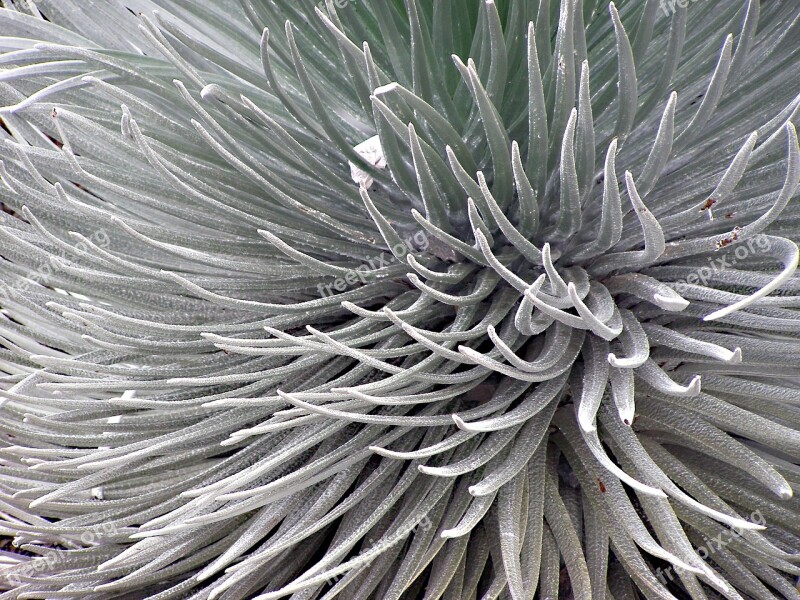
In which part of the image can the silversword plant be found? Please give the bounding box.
[0,0,799,599]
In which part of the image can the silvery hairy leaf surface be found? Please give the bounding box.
[0,0,800,598]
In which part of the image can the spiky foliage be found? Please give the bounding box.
[0,0,799,598]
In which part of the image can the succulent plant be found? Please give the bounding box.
[1,0,800,598]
